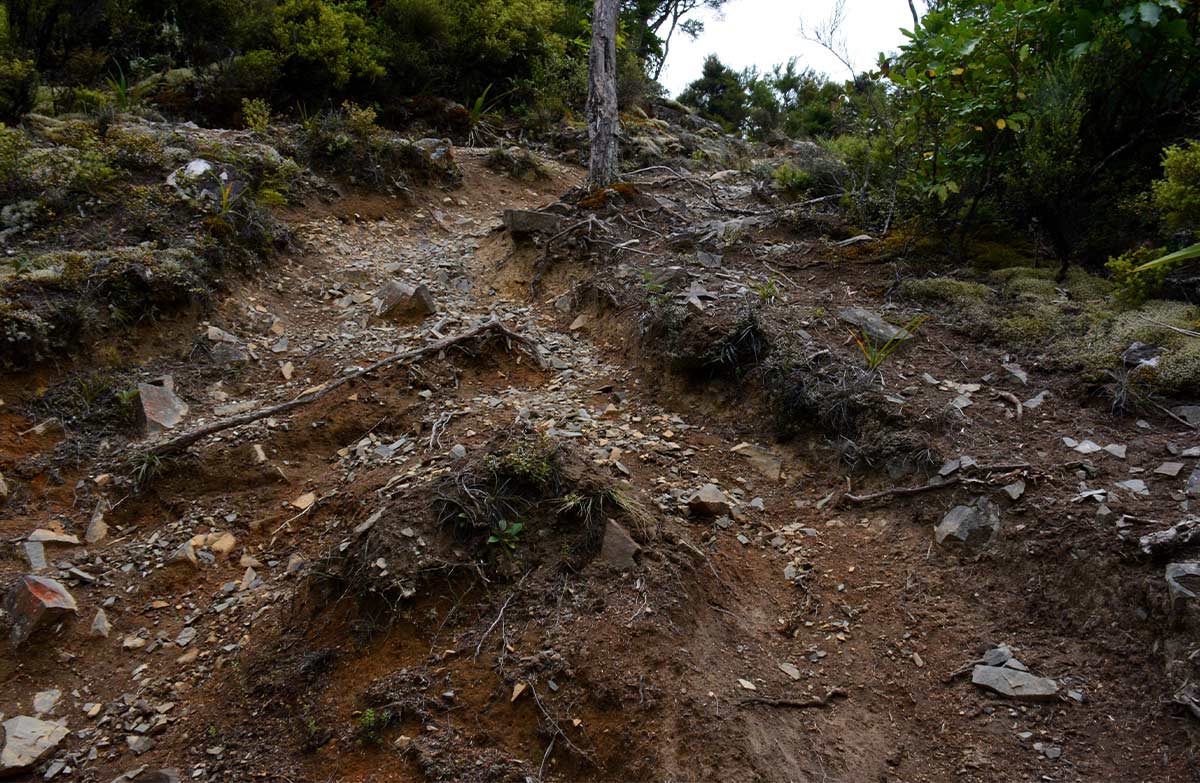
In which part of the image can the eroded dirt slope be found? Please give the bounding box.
[0,150,1197,783]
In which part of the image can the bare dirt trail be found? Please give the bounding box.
[0,152,1196,783]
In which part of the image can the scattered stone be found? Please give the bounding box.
[450,444,467,461]
[731,442,782,481]
[778,662,801,680]
[599,520,640,570]
[1002,480,1026,501]
[1156,462,1185,477]
[1115,479,1149,497]
[934,497,1001,547]
[737,678,757,691]
[982,645,1013,666]
[372,281,436,321]
[568,314,589,331]
[0,716,69,775]
[126,735,155,755]
[32,690,60,716]
[1188,468,1200,498]
[1023,390,1048,409]
[971,665,1058,701]
[91,609,111,639]
[503,209,563,236]
[5,575,78,645]
[687,484,733,517]
[205,325,238,343]
[23,542,46,570]
[1172,406,1200,428]
[290,492,317,511]
[175,627,196,647]
[1002,363,1028,384]
[85,499,109,545]
[1103,443,1127,459]
[137,380,188,434]
[837,307,913,343]
[110,769,182,783]
[1165,562,1200,614]
[209,532,237,558]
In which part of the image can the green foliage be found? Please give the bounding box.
[772,162,814,199]
[0,55,38,123]
[678,55,748,133]
[850,315,927,371]
[1107,245,1170,306]
[1151,140,1200,232]
[487,518,525,551]
[241,97,272,133]
[354,707,393,746]
[272,0,385,91]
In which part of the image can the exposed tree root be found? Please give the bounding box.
[142,317,546,459]
[738,688,849,709]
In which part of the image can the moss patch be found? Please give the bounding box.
[900,277,992,306]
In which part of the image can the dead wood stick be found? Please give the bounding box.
[993,390,1023,420]
[739,688,848,709]
[144,318,545,458]
[842,477,959,505]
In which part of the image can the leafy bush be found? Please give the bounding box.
[1151,140,1200,232]
[0,56,37,123]
[1106,245,1170,306]
[772,162,814,198]
[272,0,385,92]
[242,97,272,133]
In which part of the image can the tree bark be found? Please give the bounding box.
[587,0,621,189]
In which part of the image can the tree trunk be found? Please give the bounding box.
[587,0,621,189]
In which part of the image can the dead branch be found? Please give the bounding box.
[739,688,848,709]
[142,318,545,458]
[1139,518,1200,558]
[842,477,959,505]
[993,390,1023,420]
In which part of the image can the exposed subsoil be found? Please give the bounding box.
[1,149,1198,783]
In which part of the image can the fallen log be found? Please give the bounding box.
[142,318,545,459]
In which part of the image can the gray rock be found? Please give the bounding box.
[0,715,69,775]
[1156,462,1185,477]
[1188,468,1200,498]
[372,281,436,321]
[1001,480,1026,501]
[1115,479,1149,497]
[85,499,109,545]
[1173,406,1200,428]
[32,689,60,716]
[837,307,913,343]
[599,520,640,570]
[4,575,78,646]
[971,665,1058,701]
[502,209,563,236]
[111,769,182,783]
[688,484,732,517]
[934,497,1001,547]
[731,442,782,481]
[1166,562,1200,614]
[982,644,1013,666]
[138,380,188,434]
[91,608,111,639]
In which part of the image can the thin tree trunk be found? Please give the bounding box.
[587,0,621,189]
[908,0,920,28]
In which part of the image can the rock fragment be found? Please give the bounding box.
[934,497,1001,547]
[971,665,1058,701]
[4,575,78,645]
[372,281,436,321]
[137,379,188,434]
[687,484,732,517]
[0,715,69,775]
[599,520,640,570]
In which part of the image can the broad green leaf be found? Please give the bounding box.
[1132,242,1200,273]
[1138,2,1162,25]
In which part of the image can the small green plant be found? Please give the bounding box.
[354,707,392,746]
[241,97,272,134]
[487,519,525,551]
[850,315,928,371]
[772,162,815,199]
[751,278,780,303]
[342,100,378,137]
[105,63,131,112]
[211,175,242,218]
[115,387,140,417]
[1108,245,1170,306]
[639,268,668,307]
[10,256,34,276]
[131,453,168,489]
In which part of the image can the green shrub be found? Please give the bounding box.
[1151,140,1200,232]
[241,97,272,133]
[1106,246,1169,306]
[773,162,814,199]
[272,0,385,91]
[0,56,37,123]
